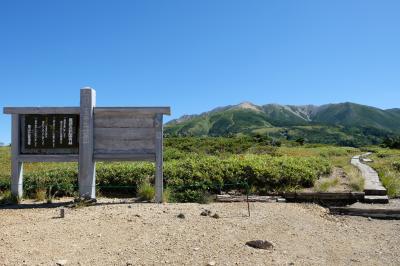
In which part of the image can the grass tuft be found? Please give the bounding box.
[138,182,155,201]
[0,190,21,204]
[314,177,339,192]
[34,189,47,202]
[345,165,365,192]
[380,170,400,198]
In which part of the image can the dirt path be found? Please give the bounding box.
[0,199,399,265]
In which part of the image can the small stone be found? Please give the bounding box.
[211,213,220,219]
[276,198,286,203]
[246,240,274,250]
[128,205,132,209]
[193,247,200,251]
[368,217,372,221]
[201,209,211,216]
[207,261,216,266]
[177,213,185,219]
[126,262,133,266]
[55,259,68,266]
[135,214,141,217]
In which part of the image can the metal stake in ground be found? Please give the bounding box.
[246,181,250,217]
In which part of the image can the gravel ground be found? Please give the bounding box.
[1,199,399,266]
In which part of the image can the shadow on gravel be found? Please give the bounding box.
[0,201,71,210]
[0,199,144,210]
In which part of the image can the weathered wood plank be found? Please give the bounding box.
[94,107,171,115]
[3,107,80,114]
[330,207,400,219]
[94,153,155,161]
[19,154,79,162]
[363,195,389,204]
[351,154,387,196]
[11,114,23,198]
[216,195,284,202]
[94,128,155,140]
[78,88,96,199]
[94,114,155,128]
[94,149,155,155]
[284,192,365,200]
[94,139,155,151]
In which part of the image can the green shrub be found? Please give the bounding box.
[164,154,331,200]
[163,148,188,161]
[169,189,213,204]
[0,145,333,203]
[24,166,78,198]
[96,162,153,195]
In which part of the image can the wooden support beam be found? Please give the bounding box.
[330,207,400,219]
[154,113,163,203]
[78,88,96,199]
[11,114,23,198]
[284,192,365,201]
[3,107,80,114]
[18,154,79,162]
[94,107,171,115]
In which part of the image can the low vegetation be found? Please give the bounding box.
[0,190,20,204]
[137,181,155,201]
[314,177,340,192]
[1,136,398,202]
[369,148,400,197]
[345,165,365,192]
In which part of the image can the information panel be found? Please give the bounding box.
[21,114,79,154]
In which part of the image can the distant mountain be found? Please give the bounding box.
[165,102,400,146]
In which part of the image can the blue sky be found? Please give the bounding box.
[1,0,400,143]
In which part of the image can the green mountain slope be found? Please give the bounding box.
[165,102,400,145]
[312,103,400,132]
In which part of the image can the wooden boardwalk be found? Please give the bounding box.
[351,153,388,203]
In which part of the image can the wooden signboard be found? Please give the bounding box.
[21,114,79,154]
[3,88,170,202]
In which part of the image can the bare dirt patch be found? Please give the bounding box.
[0,199,399,265]
[310,167,357,192]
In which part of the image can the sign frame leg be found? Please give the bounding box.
[78,88,96,199]
[11,114,23,198]
[155,113,163,203]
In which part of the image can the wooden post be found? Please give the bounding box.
[11,114,23,198]
[78,88,96,199]
[154,113,163,203]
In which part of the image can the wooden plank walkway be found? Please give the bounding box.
[330,206,400,219]
[330,200,400,219]
[351,153,388,203]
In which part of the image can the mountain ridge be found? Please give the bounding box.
[165,102,400,146]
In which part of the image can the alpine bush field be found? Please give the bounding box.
[0,137,399,202]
